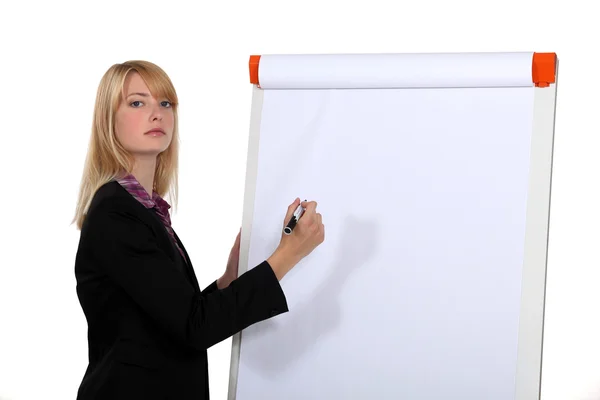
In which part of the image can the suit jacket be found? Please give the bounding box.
[74,181,288,399]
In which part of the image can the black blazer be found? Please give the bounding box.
[74,181,288,399]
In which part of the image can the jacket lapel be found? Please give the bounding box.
[114,181,201,293]
[172,231,201,293]
[141,205,199,292]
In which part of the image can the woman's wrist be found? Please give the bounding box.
[267,245,299,281]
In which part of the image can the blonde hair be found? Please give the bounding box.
[72,60,180,230]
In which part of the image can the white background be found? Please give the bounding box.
[0,1,597,399]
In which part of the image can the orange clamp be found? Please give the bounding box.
[532,52,557,87]
[249,55,261,85]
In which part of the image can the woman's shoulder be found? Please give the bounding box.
[83,181,144,229]
[88,180,132,211]
[77,182,154,263]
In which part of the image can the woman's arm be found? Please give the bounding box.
[85,199,291,351]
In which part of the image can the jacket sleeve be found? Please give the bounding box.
[85,199,289,351]
[201,280,219,295]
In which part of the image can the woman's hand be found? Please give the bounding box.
[217,228,241,289]
[267,198,325,281]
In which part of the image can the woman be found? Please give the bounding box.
[72,60,324,400]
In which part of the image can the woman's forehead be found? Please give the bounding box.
[121,71,172,101]
[123,72,149,93]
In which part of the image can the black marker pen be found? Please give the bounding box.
[284,199,307,235]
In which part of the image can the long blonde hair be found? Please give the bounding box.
[72,60,180,230]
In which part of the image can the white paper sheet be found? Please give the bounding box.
[234,84,535,399]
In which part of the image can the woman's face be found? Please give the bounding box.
[114,72,174,158]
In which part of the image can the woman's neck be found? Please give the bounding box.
[130,157,157,195]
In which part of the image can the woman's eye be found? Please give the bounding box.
[129,100,171,108]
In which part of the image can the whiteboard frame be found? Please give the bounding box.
[514,60,559,400]
[228,84,265,400]
[227,64,558,400]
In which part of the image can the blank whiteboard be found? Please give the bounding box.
[228,52,558,400]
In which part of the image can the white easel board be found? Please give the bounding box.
[229,52,558,400]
